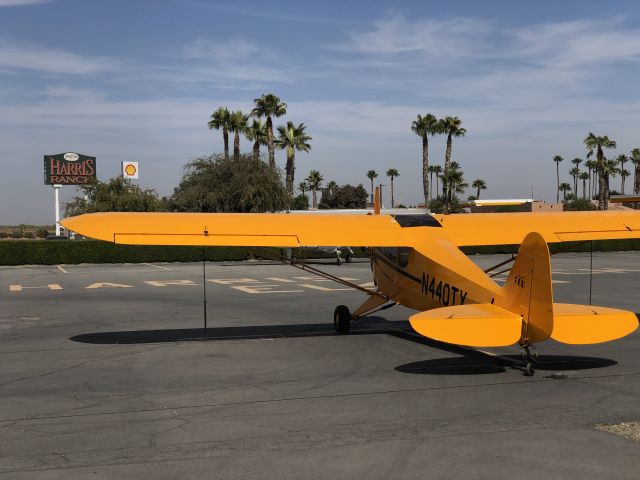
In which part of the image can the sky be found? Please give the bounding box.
[2,0,640,224]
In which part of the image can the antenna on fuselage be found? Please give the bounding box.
[373,186,381,214]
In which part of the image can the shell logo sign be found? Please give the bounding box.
[122,161,139,179]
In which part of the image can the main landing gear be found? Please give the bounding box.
[334,305,351,333]
[520,343,539,376]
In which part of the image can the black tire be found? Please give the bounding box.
[345,254,352,263]
[334,305,351,334]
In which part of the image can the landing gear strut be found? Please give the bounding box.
[520,343,538,376]
[334,305,351,334]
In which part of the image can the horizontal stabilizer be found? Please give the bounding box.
[409,304,523,347]
[551,303,639,344]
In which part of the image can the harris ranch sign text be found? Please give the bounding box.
[44,153,96,185]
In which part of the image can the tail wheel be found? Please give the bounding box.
[334,305,351,334]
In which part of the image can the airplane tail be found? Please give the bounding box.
[409,232,638,347]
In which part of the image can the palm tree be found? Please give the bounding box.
[252,94,287,168]
[617,154,629,194]
[569,166,581,196]
[559,182,572,202]
[411,113,439,207]
[597,157,620,202]
[585,159,598,199]
[228,110,249,161]
[631,148,640,195]
[432,165,443,200]
[438,116,466,212]
[584,132,616,209]
[579,171,590,199]
[386,168,399,208]
[306,170,323,208]
[275,121,312,195]
[326,180,338,194]
[553,155,563,203]
[245,119,268,161]
[442,161,468,206]
[298,180,308,196]
[570,158,582,195]
[208,107,231,159]
[472,179,487,199]
[366,170,378,204]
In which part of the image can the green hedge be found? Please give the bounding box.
[0,241,369,266]
[0,239,639,266]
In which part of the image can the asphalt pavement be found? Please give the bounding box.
[1,252,640,479]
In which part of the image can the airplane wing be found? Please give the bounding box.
[61,212,414,247]
[61,210,640,248]
[435,210,640,246]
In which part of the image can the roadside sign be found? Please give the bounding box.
[43,152,96,185]
[122,161,139,179]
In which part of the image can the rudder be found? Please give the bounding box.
[497,231,554,344]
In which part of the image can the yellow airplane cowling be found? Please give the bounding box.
[551,303,639,344]
[409,304,523,347]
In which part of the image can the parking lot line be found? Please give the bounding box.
[143,263,172,271]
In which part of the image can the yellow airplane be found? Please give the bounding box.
[62,189,640,375]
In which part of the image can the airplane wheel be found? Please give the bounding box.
[337,256,342,265]
[345,254,352,263]
[524,363,535,377]
[334,305,351,334]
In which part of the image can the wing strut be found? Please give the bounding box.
[253,247,387,299]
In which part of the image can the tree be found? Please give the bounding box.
[298,180,308,195]
[569,166,581,195]
[318,184,368,209]
[472,179,487,199]
[275,121,312,195]
[631,148,640,196]
[438,116,466,213]
[208,107,231,160]
[326,180,338,194]
[227,110,249,161]
[171,153,288,213]
[570,158,582,194]
[252,94,287,168]
[584,132,616,209]
[559,182,572,202]
[291,194,309,210]
[306,169,323,209]
[245,119,268,161]
[411,113,439,207]
[553,155,563,203]
[585,159,598,199]
[617,154,629,194]
[600,157,620,204]
[432,165,443,201]
[386,168,399,208]
[578,171,590,199]
[366,170,378,204]
[442,161,468,206]
[65,177,166,217]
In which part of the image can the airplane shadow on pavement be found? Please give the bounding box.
[69,318,618,376]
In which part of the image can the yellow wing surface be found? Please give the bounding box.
[62,210,640,248]
[435,210,640,246]
[61,212,411,247]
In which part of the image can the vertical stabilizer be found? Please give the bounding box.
[498,232,554,343]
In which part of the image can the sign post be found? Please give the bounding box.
[44,152,97,236]
[53,184,62,235]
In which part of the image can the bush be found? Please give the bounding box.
[0,240,370,266]
[23,231,35,239]
[291,194,309,210]
[36,227,50,238]
[11,230,22,239]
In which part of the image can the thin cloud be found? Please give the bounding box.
[0,0,52,6]
[0,43,116,74]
